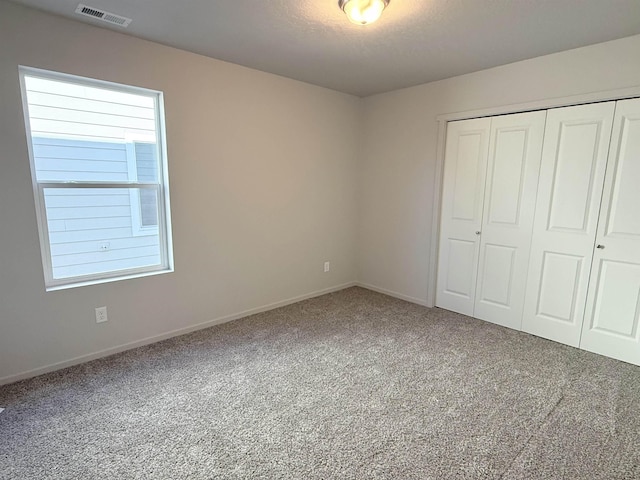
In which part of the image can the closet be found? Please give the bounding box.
[521,102,615,347]
[436,112,545,329]
[436,97,640,366]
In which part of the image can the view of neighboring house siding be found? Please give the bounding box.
[23,74,164,281]
[34,137,161,279]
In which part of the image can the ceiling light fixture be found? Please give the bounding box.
[339,0,389,26]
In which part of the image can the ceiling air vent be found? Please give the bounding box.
[75,4,132,27]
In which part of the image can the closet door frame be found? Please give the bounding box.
[427,85,640,309]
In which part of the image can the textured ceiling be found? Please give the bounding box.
[9,0,640,97]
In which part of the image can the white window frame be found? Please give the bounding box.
[19,66,174,291]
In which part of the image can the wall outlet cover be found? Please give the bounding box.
[95,306,108,323]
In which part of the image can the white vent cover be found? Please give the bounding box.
[75,4,132,27]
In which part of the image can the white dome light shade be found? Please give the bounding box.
[339,0,390,26]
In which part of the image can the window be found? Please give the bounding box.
[20,67,173,290]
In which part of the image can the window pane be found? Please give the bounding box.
[139,189,159,226]
[134,143,158,182]
[43,187,162,280]
[134,142,159,226]
[24,76,157,183]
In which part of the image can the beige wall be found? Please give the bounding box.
[0,1,360,383]
[358,34,640,305]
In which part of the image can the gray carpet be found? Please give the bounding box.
[1,287,640,479]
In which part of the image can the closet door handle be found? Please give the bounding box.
[475,231,481,235]
[596,244,605,249]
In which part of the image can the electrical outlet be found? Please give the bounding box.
[324,261,330,273]
[95,306,108,323]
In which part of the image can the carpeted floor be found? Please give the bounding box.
[1,287,640,479]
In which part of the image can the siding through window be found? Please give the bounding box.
[21,69,172,287]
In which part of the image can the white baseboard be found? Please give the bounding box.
[355,282,430,307]
[0,281,356,386]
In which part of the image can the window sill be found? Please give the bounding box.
[45,267,174,292]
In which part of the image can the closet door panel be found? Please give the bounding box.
[478,244,516,307]
[522,102,615,347]
[444,239,477,298]
[547,122,604,231]
[436,118,491,315]
[474,111,546,329]
[581,98,640,365]
[536,252,584,323]
[586,261,640,338]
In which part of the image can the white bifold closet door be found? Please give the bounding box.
[580,98,640,365]
[473,111,546,329]
[437,111,546,325]
[521,102,616,347]
[436,118,491,316]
